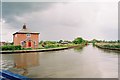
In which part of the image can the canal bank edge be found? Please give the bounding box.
[95,43,120,51]
[1,46,79,54]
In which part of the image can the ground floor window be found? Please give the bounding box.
[21,41,26,46]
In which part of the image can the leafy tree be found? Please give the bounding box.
[58,40,63,43]
[73,37,84,44]
[118,40,120,43]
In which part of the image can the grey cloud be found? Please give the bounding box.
[2,2,54,25]
[2,2,53,16]
[2,2,118,41]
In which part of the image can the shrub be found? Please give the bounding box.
[1,45,21,51]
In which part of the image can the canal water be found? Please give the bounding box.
[1,45,119,78]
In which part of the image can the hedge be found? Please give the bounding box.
[1,45,21,51]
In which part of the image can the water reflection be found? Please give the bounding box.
[13,53,39,75]
[95,46,120,54]
[74,46,84,52]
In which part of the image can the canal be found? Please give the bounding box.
[1,44,119,78]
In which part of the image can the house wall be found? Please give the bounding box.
[13,33,39,48]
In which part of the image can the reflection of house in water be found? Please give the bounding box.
[13,24,40,48]
[14,53,39,75]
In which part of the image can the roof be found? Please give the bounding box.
[13,24,40,35]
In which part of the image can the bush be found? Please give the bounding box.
[1,45,21,51]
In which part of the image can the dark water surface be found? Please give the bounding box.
[1,45,118,78]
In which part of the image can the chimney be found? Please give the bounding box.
[23,24,27,29]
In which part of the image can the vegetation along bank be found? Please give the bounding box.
[94,41,120,51]
[1,37,87,54]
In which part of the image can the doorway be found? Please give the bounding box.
[28,41,31,47]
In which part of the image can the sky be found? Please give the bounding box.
[1,0,119,42]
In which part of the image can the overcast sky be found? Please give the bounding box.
[1,0,118,42]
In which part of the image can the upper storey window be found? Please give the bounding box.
[26,33,31,37]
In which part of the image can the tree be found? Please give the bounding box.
[39,40,43,43]
[58,40,63,43]
[118,40,120,43]
[73,37,84,44]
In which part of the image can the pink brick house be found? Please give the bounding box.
[13,24,40,49]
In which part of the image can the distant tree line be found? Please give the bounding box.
[90,39,120,43]
[39,37,87,45]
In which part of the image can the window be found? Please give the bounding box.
[26,33,31,37]
[21,41,26,46]
[34,41,37,45]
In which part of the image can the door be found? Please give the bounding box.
[28,41,31,47]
